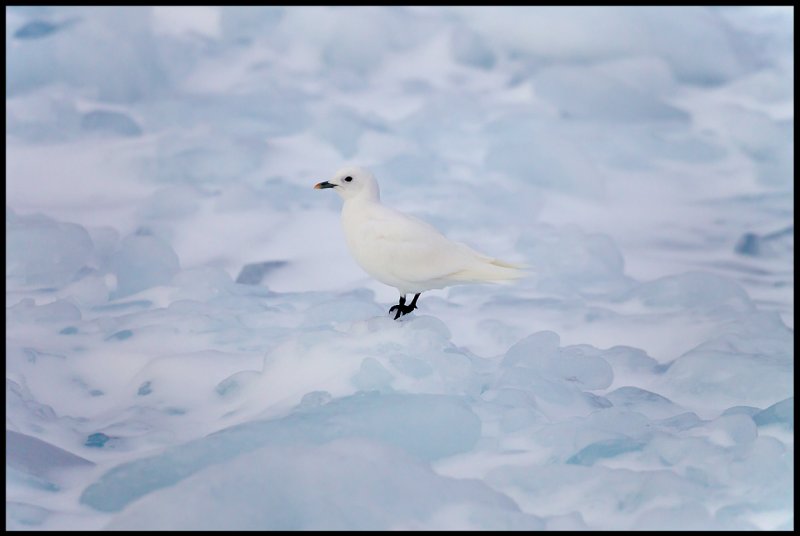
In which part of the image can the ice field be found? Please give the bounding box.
[5,6,794,530]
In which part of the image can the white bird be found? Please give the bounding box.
[315,166,526,319]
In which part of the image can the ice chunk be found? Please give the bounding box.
[235,261,288,285]
[554,345,614,391]
[699,414,758,447]
[630,271,753,313]
[136,381,152,396]
[6,379,58,431]
[6,501,51,529]
[146,129,266,184]
[484,117,606,197]
[7,7,167,101]
[543,512,588,531]
[389,354,434,379]
[534,65,689,123]
[606,386,684,419]
[105,439,537,530]
[486,460,707,530]
[6,92,83,143]
[171,266,238,302]
[13,19,73,40]
[515,224,633,297]
[109,234,180,298]
[84,432,113,448]
[219,6,284,43]
[6,430,94,479]
[753,397,793,430]
[503,330,560,368]
[458,7,744,84]
[352,357,395,392]
[7,466,59,493]
[313,107,385,158]
[634,7,745,85]
[296,390,333,410]
[713,504,768,531]
[451,27,496,69]
[302,293,385,325]
[503,333,613,391]
[214,371,260,398]
[80,109,142,137]
[660,311,792,409]
[143,91,311,140]
[594,55,677,97]
[7,298,81,324]
[601,346,660,378]
[6,212,93,288]
[139,185,204,222]
[714,106,794,188]
[721,405,760,418]
[566,436,647,466]
[81,392,481,512]
[633,503,721,530]
[85,225,119,262]
[734,226,793,259]
[275,7,435,76]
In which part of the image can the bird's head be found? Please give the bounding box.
[314,166,380,202]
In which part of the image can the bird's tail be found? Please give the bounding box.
[449,257,529,283]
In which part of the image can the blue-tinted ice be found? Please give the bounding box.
[5,5,793,531]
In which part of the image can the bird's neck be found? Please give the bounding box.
[341,195,381,223]
[344,192,381,207]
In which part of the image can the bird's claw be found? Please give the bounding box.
[389,303,417,320]
[390,294,421,320]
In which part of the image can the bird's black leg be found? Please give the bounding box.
[408,293,420,312]
[389,295,406,320]
[389,293,421,320]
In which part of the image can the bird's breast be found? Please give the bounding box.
[340,206,402,287]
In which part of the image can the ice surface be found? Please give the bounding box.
[630,271,754,313]
[7,430,94,478]
[6,212,94,288]
[5,5,793,532]
[6,501,52,528]
[234,260,288,285]
[735,225,793,258]
[753,397,793,430]
[606,386,685,419]
[516,224,633,297]
[450,27,496,70]
[566,436,647,466]
[106,439,543,530]
[7,7,167,101]
[659,311,793,410]
[80,109,142,137]
[81,392,481,512]
[534,65,689,123]
[7,298,81,324]
[109,234,180,298]
[458,7,746,84]
[484,116,607,196]
[503,332,614,391]
[13,19,73,40]
[219,6,283,43]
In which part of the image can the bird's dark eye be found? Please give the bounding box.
[344,176,353,182]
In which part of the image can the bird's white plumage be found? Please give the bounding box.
[318,166,525,295]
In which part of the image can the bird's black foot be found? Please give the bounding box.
[389,293,421,320]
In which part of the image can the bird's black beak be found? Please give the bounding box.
[314,181,336,189]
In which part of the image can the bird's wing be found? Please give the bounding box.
[361,208,481,284]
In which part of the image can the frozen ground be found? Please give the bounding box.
[6,6,793,531]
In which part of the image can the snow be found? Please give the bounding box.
[5,5,793,531]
